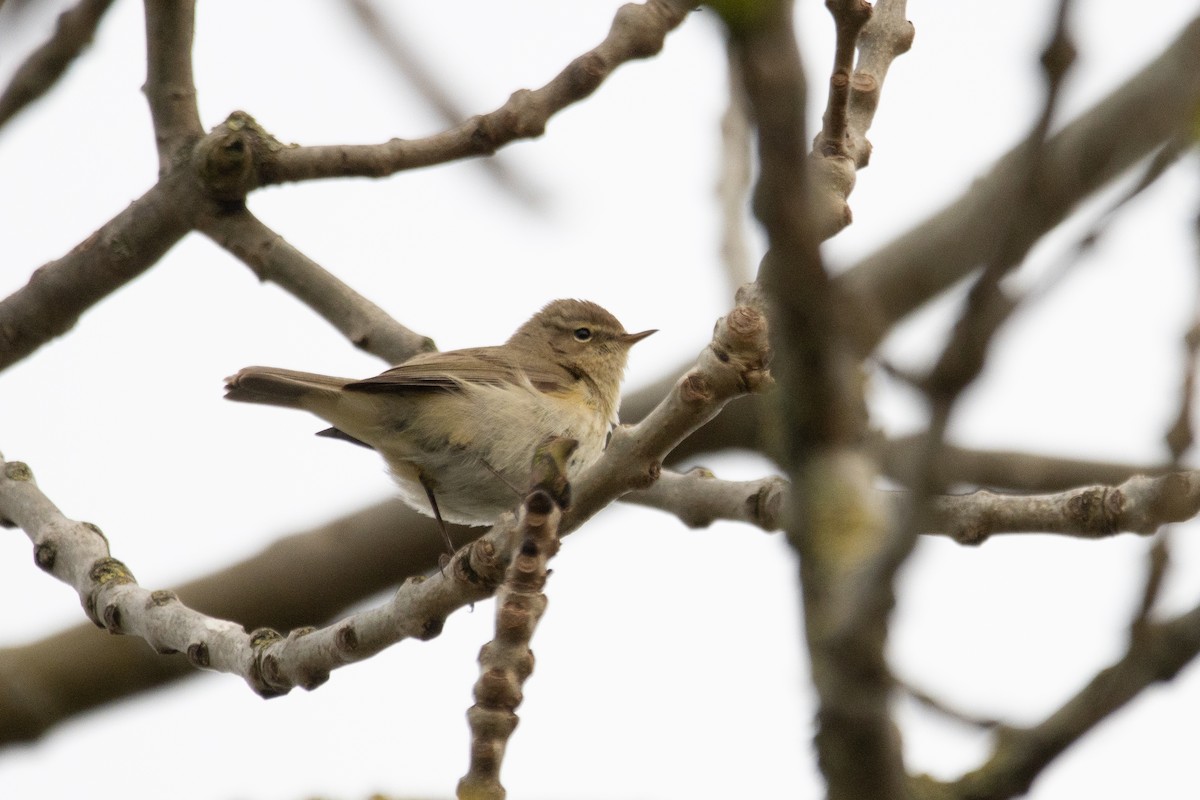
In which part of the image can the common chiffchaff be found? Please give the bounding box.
[225,299,654,529]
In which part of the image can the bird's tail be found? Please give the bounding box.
[224,367,352,409]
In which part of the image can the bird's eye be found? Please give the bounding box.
[573,327,592,341]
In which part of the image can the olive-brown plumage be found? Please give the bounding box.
[225,299,654,526]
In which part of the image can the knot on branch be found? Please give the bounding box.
[247,627,289,697]
[335,623,358,653]
[850,71,878,95]
[456,529,512,591]
[33,541,56,572]
[809,154,857,235]
[88,555,134,586]
[421,616,446,640]
[860,5,915,57]
[501,88,549,140]
[1066,487,1123,535]
[564,51,608,99]
[101,602,122,634]
[611,2,666,58]
[1146,472,1199,527]
[4,461,32,481]
[751,475,788,531]
[195,111,283,203]
[675,372,712,409]
[147,589,177,607]
[711,305,773,392]
[187,641,210,668]
[87,556,135,624]
[640,460,663,489]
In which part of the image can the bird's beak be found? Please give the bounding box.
[621,329,657,345]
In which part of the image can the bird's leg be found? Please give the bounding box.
[418,473,456,566]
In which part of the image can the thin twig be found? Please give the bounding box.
[343,0,542,208]
[1026,138,1189,305]
[458,438,573,800]
[0,0,115,131]
[717,41,755,294]
[852,0,1079,643]
[936,600,1200,800]
[199,208,433,365]
[881,434,1174,493]
[142,0,203,173]
[845,0,913,164]
[262,0,698,186]
[840,13,1200,355]
[816,0,872,158]
[807,0,913,238]
[0,171,200,374]
[898,678,1001,730]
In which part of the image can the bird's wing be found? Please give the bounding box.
[344,347,571,394]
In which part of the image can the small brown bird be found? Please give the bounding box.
[225,299,654,534]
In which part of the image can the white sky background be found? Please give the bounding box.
[1,1,1199,798]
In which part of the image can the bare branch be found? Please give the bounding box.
[458,439,572,800]
[344,0,542,207]
[840,14,1200,355]
[716,42,755,294]
[9,459,1194,745]
[142,0,203,172]
[865,0,1078,655]
[0,0,115,132]
[199,208,434,364]
[880,434,1172,493]
[624,466,787,530]
[0,171,200,374]
[0,450,524,698]
[934,601,1200,800]
[1,1,696,378]
[920,0,1075,412]
[727,1,904,798]
[1021,137,1188,306]
[260,0,698,186]
[1130,535,1170,632]
[809,0,913,238]
[0,497,464,746]
[898,678,1001,730]
[1165,217,1200,461]
[846,0,913,162]
[630,468,1200,543]
[922,471,1200,544]
[0,113,428,375]
[631,378,1181,495]
[816,0,873,159]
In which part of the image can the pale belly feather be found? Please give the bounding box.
[373,381,612,525]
